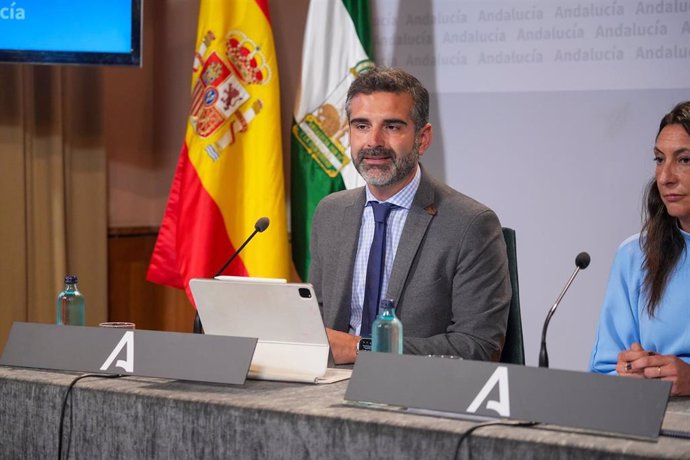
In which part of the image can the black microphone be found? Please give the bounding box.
[213,217,270,277]
[193,217,270,334]
[538,251,590,368]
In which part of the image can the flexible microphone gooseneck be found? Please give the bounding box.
[193,217,270,334]
[213,217,270,277]
[538,252,590,368]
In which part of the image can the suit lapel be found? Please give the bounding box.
[331,190,366,331]
[386,171,436,305]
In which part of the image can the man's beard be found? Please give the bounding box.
[353,143,419,187]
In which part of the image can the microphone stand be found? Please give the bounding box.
[193,218,269,334]
[193,310,204,334]
[212,226,263,279]
[539,252,590,368]
[539,267,582,368]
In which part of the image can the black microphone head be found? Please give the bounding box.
[575,252,591,269]
[255,217,270,233]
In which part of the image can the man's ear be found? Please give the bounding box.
[416,123,433,156]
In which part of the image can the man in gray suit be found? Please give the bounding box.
[310,67,510,364]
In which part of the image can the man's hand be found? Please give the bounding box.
[618,342,690,396]
[326,328,358,365]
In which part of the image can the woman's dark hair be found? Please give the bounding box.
[641,101,690,316]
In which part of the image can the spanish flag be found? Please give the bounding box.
[147,0,290,300]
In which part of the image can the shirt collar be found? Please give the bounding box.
[679,224,690,240]
[365,165,421,210]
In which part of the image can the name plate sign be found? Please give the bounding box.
[0,322,257,385]
[345,353,670,439]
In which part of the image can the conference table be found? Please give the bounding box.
[2,366,689,459]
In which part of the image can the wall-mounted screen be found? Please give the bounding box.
[0,0,142,66]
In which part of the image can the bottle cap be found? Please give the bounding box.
[380,299,395,309]
[65,274,78,284]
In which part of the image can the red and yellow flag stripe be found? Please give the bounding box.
[148,0,290,300]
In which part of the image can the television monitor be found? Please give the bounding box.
[0,0,142,66]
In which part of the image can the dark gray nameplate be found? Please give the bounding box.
[345,353,670,440]
[0,322,257,385]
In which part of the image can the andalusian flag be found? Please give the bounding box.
[147,0,290,300]
[291,0,374,280]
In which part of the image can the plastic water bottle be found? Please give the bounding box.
[56,275,85,325]
[372,299,403,353]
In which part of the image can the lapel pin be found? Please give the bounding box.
[424,205,437,216]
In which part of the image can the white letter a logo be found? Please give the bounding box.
[100,331,134,373]
[466,366,510,417]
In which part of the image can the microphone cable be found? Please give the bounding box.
[454,420,539,460]
[58,373,124,460]
[660,428,690,439]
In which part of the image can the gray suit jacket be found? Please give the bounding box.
[309,168,511,360]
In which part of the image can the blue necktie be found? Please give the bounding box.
[361,201,395,337]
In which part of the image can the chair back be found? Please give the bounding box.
[500,227,525,365]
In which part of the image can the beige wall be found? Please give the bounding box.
[106,0,309,228]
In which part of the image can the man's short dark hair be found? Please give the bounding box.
[345,67,430,133]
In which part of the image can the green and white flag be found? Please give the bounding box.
[291,0,374,280]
